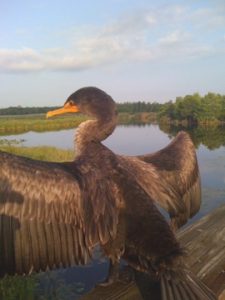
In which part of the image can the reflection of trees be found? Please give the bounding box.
[159,124,225,150]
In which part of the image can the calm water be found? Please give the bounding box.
[1,124,225,299]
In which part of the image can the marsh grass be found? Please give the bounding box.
[0,144,74,161]
[0,138,74,162]
[0,114,88,135]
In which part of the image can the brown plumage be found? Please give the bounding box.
[0,87,215,299]
[119,131,201,230]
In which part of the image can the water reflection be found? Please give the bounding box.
[159,123,225,150]
[2,124,225,152]
[0,125,172,155]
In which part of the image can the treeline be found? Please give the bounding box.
[117,102,162,113]
[0,103,161,115]
[0,106,58,115]
[1,92,225,125]
[158,92,225,124]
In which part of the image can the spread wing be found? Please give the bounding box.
[120,131,201,229]
[0,216,91,276]
[0,151,120,275]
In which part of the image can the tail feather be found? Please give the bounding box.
[162,274,192,300]
[176,283,190,300]
[186,271,217,299]
[170,282,183,300]
[161,269,217,300]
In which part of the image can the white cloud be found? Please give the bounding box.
[0,48,43,72]
[0,4,224,73]
[158,30,186,45]
[0,11,154,72]
[145,15,156,25]
[190,6,225,30]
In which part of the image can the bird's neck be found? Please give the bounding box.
[75,115,117,155]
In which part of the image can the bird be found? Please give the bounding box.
[0,87,215,299]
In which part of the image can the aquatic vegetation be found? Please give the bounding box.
[0,275,37,300]
[0,272,86,300]
[0,139,24,146]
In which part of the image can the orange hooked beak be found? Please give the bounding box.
[46,102,79,118]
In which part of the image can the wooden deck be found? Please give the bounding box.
[81,204,225,299]
[178,204,225,297]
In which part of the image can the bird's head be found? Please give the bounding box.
[47,87,117,120]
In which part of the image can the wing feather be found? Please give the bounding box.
[0,150,120,275]
[120,131,201,228]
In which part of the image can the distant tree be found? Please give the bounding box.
[174,93,202,124]
[0,106,59,115]
[218,95,225,121]
[200,92,222,121]
[158,101,176,119]
[158,92,225,124]
[116,101,162,113]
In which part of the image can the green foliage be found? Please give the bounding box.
[0,275,37,300]
[0,272,86,300]
[158,92,225,124]
[117,101,162,113]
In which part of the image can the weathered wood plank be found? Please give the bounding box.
[81,204,225,299]
[178,204,225,298]
[81,282,142,300]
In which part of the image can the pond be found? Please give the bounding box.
[0,124,225,299]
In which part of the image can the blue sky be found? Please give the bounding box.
[0,0,225,107]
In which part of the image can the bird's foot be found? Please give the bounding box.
[98,277,117,287]
[98,266,134,287]
[98,260,120,287]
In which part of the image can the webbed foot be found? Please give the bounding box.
[98,260,120,287]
